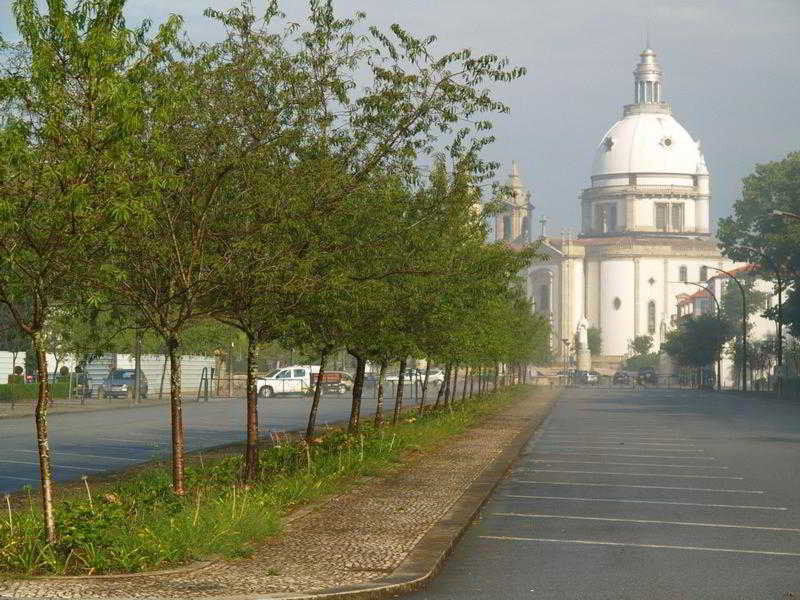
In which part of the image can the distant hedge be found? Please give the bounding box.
[0,382,71,403]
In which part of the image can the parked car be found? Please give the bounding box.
[613,371,632,385]
[576,370,599,385]
[255,365,320,398]
[386,368,423,383]
[638,367,657,385]
[312,371,354,395]
[97,369,148,399]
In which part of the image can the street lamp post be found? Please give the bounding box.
[674,280,722,390]
[705,266,748,392]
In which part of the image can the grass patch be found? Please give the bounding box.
[0,385,530,576]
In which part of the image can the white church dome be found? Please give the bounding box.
[591,112,701,176]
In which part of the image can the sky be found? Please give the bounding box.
[2,0,799,235]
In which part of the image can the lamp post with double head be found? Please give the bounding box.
[704,266,748,392]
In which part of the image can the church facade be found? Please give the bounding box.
[498,47,738,364]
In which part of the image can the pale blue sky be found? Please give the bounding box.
[2,1,799,234]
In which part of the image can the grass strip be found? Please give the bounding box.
[0,385,530,576]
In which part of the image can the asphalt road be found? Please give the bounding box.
[0,384,418,494]
[404,386,800,600]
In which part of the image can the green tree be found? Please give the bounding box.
[0,0,177,540]
[718,151,800,367]
[628,335,653,357]
[662,315,735,377]
[587,327,602,356]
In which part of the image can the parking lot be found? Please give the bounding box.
[405,386,800,599]
[0,382,430,494]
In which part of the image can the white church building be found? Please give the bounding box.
[496,47,738,366]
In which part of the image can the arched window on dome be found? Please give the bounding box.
[654,82,660,102]
[503,215,512,240]
[679,265,688,283]
[648,301,656,334]
[646,81,653,102]
[608,204,617,231]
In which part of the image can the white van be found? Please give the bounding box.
[255,365,320,398]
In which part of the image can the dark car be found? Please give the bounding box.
[613,371,632,385]
[637,367,657,385]
[97,369,148,399]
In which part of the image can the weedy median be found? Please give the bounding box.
[0,385,529,577]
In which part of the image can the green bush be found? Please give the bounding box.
[0,382,71,403]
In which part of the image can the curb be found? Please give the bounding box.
[255,392,559,600]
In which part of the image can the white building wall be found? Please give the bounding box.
[599,259,636,355]
[0,352,25,383]
[586,260,601,327]
[571,259,585,333]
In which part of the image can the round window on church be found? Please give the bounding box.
[613,297,622,310]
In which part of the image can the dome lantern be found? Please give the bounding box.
[624,47,671,117]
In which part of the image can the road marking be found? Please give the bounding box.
[0,475,38,482]
[492,513,800,533]
[479,536,800,557]
[533,452,718,460]
[98,437,163,444]
[527,469,743,480]
[11,449,140,462]
[531,459,729,469]
[535,445,704,453]
[512,480,764,494]
[503,494,787,510]
[0,459,104,472]
[540,440,694,446]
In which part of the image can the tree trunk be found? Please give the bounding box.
[469,367,475,398]
[305,350,328,441]
[434,363,448,410]
[167,334,186,495]
[243,334,261,482]
[348,351,365,433]
[374,360,387,427]
[522,364,527,384]
[33,333,56,544]
[159,349,168,401]
[451,364,459,404]
[461,366,469,401]
[493,363,499,391]
[418,361,431,416]
[443,363,452,409]
[392,358,407,425]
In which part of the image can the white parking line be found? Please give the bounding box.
[543,434,690,441]
[531,459,729,469]
[534,452,718,460]
[541,438,694,446]
[0,475,38,482]
[493,513,800,533]
[0,459,104,472]
[535,445,705,453]
[11,449,140,462]
[526,469,743,480]
[503,494,787,510]
[512,480,764,494]
[480,536,800,557]
[98,437,163,444]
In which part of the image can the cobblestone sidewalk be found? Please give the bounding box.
[0,389,558,600]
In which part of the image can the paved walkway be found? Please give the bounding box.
[0,388,558,600]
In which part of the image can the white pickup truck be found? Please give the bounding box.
[255,365,320,398]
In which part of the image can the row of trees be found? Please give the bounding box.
[0,0,548,542]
